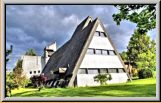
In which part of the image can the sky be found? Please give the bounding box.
[6,5,156,71]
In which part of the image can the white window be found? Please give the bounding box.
[100,32,106,37]
[102,50,108,55]
[100,69,107,73]
[119,68,125,73]
[95,49,102,54]
[88,69,99,74]
[87,49,94,54]
[109,51,116,55]
[78,69,87,74]
[94,31,100,36]
[108,68,117,73]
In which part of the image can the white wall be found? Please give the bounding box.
[77,73,128,87]
[21,55,44,78]
[80,54,123,68]
[89,36,114,50]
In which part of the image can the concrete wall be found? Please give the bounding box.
[21,55,45,78]
[77,73,128,87]
[89,36,114,50]
[80,54,123,68]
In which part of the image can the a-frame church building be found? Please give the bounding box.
[42,15,132,87]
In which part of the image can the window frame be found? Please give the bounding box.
[88,68,99,74]
[78,68,87,74]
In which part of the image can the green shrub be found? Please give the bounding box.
[138,69,152,79]
[94,73,112,85]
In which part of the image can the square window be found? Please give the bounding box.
[102,50,108,55]
[34,71,36,74]
[30,71,32,74]
[38,70,40,73]
[95,49,102,54]
[100,69,107,73]
[109,51,116,55]
[87,49,94,54]
[78,69,87,74]
[88,69,99,74]
[108,68,117,73]
[94,31,100,36]
[119,68,125,73]
[100,32,106,37]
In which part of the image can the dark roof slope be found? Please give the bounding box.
[43,15,96,79]
[43,40,70,76]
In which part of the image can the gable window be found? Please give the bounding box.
[119,68,125,73]
[109,50,116,55]
[78,68,87,74]
[102,50,108,55]
[95,49,102,54]
[100,32,106,37]
[94,31,100,36]
[88,69,99,74]
[100,69,107,73]
[108,68,117,73]
[30,71,32,74]
[87,49,94,54]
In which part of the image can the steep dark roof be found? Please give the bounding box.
[42,15,96,79]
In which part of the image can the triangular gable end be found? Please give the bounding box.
[68,17,131,87]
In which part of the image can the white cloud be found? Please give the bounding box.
[61,14,77,26]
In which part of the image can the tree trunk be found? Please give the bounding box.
[150,69,154,78]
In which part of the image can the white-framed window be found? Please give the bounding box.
[78,68,87,74]
[88,69,99,74]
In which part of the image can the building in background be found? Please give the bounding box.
[42,15,131,87]
[21,41,56,78]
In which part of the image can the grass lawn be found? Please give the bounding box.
[12,78,156,97]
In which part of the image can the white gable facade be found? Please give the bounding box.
[77,23,128,87]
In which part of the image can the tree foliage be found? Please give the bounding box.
[94,73,112,85]
[6,45,13,64]
[13,59,22,71]
[126,29,156,77]
[6,68,28,97]
[25,48,37,56]
[119,51,128,61]
[112,5,156,34]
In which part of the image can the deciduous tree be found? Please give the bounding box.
[112,5,156,34]
[126,29,156,77]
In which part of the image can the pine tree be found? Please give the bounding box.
[6,45,13,64]
[25,48,37,56]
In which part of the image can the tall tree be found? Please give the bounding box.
[6,45,13,64]
[13,59,22,71]
[25,48,37,56]
[119,51,128,61]
[6,68,28,97]
[126,29,156,77]
[112,5,156,34]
